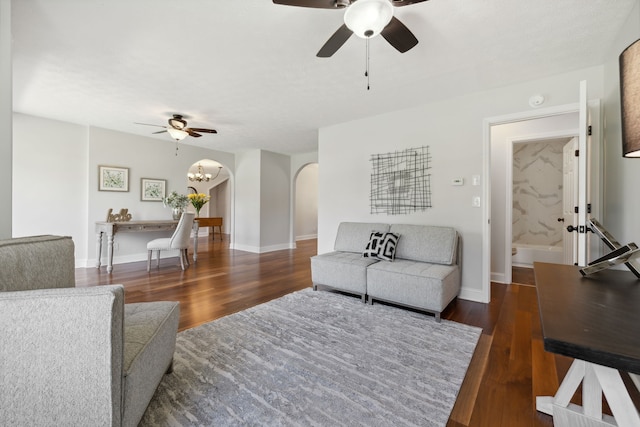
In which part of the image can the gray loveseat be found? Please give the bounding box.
[0,235,180,427]
[311,222,460,322]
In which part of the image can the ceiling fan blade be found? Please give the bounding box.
[134,122,165,128]
[317,24,353,58]
[189,127,218,134]
[152,129,167,134]
[390,0,429,7]
[273,0,343,9]
[186,130,202,138]
[380,16,418,53]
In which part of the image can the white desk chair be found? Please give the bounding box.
[147,212,195,271]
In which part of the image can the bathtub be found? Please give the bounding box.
[512,242,564,267]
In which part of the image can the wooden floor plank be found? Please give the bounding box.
[449,333,493,426]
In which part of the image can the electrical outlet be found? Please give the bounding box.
[472,197,481,207]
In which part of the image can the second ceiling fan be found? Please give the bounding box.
[136,114,217,140]
[273,0,427,57]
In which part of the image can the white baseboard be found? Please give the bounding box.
[230,243,296,253]
[491,272,509,284]
[296,234,318,241]
[458,286,489,303]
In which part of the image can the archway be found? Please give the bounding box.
[293,163,318,244]
[187,159,233,241]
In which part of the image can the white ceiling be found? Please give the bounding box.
[11,0,637,155]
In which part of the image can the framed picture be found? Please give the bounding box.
[141,178,166,202]
[98,165,129,192]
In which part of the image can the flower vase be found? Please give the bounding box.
[195,207,201,218]
[172,208,184,220]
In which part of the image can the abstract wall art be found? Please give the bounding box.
[370,146,432,215]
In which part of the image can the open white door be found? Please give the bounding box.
[562,137,578,265]
[576,80,591,266]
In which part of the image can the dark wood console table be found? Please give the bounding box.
[534,262,640,426]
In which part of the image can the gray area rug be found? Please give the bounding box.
[140,288,481,426]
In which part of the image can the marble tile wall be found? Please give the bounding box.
[512,139,568,247]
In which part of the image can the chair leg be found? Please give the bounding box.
[156,250,161,268]
[184,249,190,266]
[147,250,152,272]
[179,250,186,270]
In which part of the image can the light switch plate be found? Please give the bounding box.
[472,175,481,186]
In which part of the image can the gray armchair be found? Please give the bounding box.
[0,235,180,427]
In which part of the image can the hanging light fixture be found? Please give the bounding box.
[187,163,222,182]
[343,0,393,39]
[167,128,188,141]
[620,38,640,157]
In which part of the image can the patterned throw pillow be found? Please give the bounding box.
[363,232,400,261]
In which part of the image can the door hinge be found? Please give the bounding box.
[587,203,591,214]
[574,206,579,214]
[588,125,592,136]
[575,149,579,157]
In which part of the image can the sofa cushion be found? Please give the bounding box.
[311,251,379,296]
[363,232,400,261]
[122,301,180,427]
[334,222,390,253]
[389,224,458,265]
[367,259,460,313]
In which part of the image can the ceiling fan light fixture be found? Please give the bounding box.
[167,128,188,141]
[344,0,393,39]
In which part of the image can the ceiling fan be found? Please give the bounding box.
[135,114,217,141]
[273,0,427,57]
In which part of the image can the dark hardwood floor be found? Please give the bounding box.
[75,238,586,426]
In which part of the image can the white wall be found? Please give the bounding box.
[260,150,291,251]
[232,149,294,252]
[12,114,89,264]
[603,1,640,246]
[233,150,262,251]
[290,151,319,245]
[295,163,318,240]
[319,65,605,303]
[0,0,11,239]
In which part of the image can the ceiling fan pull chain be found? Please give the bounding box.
[365,36,370,90]
[175,141,179,156]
